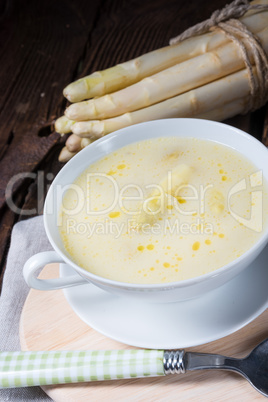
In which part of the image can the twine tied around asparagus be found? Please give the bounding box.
[170,0,268,112]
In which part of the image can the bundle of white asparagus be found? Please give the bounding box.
[56,0,268,162]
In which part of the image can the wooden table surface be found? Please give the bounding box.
[0,0,268,287]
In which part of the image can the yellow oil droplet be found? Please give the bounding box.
[138,270,141,274]
[156,259,159,263]
[205,239,211,245]
[177,257,182,261]
[137,245,144,251]
[192,212,197,216]
[147,244,154,250]
[117,164,126,169]
[175,269,179,272]
[163,262,170,268]
[177,197,186,204]
[192,241,200,251]
[167,246,171,250]
[219,233,225,238]
[150,267,155,271]
[109,211,121,218]
[167,205,173,210]
[107,170,116,175]
[222,176,227,181]
[218,163,222,167]
[219,169,224,174]
[164,151,180,160]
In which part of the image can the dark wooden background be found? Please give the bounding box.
[0,0,267,287]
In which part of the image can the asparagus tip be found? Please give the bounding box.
[55,115,74,134]
[58,146,76,163]
[63,80,89,103]
[66,134,82,152]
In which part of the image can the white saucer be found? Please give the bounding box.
[60,245,268,349]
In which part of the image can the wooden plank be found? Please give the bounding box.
[0,0,103,276]
[20,264,267,401]
[0,0,103,207]
[262,105,268,146]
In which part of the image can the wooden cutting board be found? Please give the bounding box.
[20,264,268,401]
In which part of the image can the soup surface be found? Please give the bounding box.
[59,137,268,284]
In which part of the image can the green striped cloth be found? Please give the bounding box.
[0,350,165,388]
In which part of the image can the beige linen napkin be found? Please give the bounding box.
[0,216,52,401]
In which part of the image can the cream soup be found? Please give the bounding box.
[59,137,268,284]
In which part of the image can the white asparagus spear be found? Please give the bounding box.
[58,97,247,162]
[66,134,83,152]
[66,134,92,152]
[55,116,75,135]
[56,67,253,137]
[81,138,91,148]
[69,68,254,137]
[63,0,268,102]
[59,147,77,162]
[196,97,247,121]
[57,94,248,138]
[60,138,97,160]
[59,137,92,162]
[65,26,268,121]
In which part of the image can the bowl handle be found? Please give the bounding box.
[23,251,88,291]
